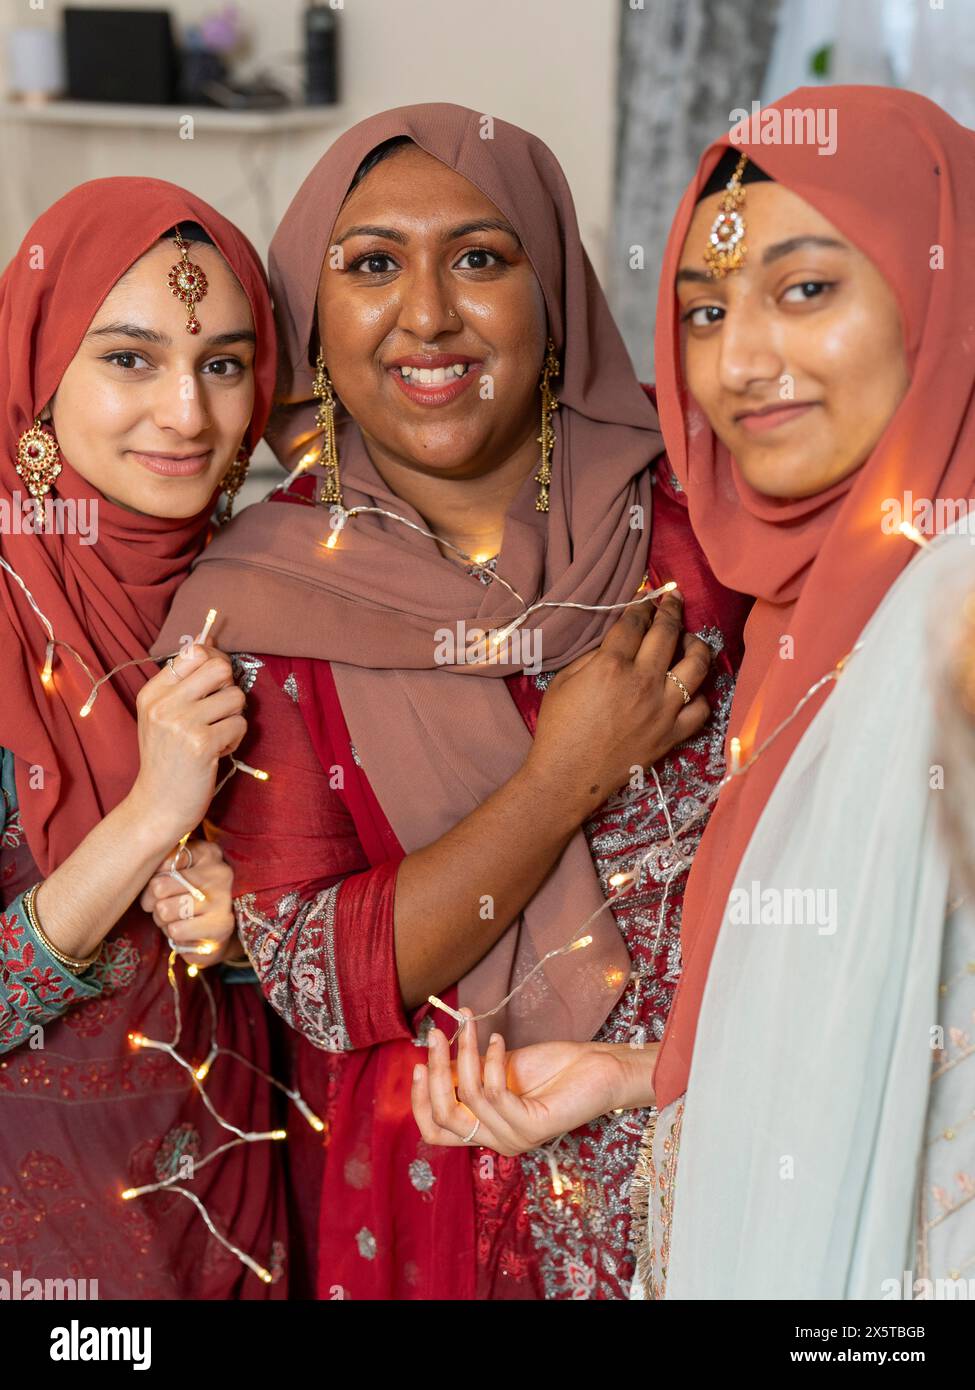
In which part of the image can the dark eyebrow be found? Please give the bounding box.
[677,234,850,287]
[85,321,256,348]
[761,235,849,264]
[334,217,522,248]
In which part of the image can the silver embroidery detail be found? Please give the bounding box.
[413,1015,435,1047]
[519,664,736,1299]
[235,882,351,1052]
[408,1158,436,1193]
[465,554,499,586]
[283,672,300,704]
[692,624,725,658]
[231,652,264,693]
[349,743,362,768]
[356,1227,377,1260]
[533,670,557,692]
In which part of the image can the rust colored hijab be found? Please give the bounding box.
[654,86,975,1108]
[155,103,664,1046]
[0,178,277,878]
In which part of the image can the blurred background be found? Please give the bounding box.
[2,0,973,496]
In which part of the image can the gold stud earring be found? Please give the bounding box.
[703,152,749,279]
[535,338,560,513]
[218,447,250,525]
[16,419,62,530]
[313,347,343,506]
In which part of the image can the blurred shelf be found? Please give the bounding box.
[0,100,342,134]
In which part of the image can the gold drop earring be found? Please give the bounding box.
[313,347,343,506]
[535,337,560,513]
[218,447,250,525]
[16,418,62,531]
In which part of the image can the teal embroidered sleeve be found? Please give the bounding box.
[0,888,105,1051]
[0,747,104,1052]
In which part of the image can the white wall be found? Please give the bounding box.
[0,0,620,279]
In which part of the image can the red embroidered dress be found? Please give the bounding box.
[215,464,748,1300]
[0,746,289,1298]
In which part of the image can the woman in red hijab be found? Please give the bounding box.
[155,105,751,1299]
[0,179,288,1297]
[422,86,975,1301]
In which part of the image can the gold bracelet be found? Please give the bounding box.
[22,884,102,975]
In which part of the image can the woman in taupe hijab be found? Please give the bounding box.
[156,103,747,1299]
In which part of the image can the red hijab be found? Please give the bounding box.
[654,86,975,1108]
[0,178,276,877]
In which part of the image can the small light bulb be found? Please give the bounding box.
[40,641,54,686]
[195,1062,211,1082]
[128,1032,145,1049]
[186,964,199,979]
[270,1129,287,1141]
[568,934,593,953]
[898,521,929,548]
[121,1188,138,1201]
[730,736,742,773]
[79,693,96,718]
[198,608,218,644]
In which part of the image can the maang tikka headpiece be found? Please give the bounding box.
[703,152,749,279]
[168,229,209,334]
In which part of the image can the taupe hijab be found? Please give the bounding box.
[155,103,663,1046]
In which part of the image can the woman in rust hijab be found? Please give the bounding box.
[156,104,749,1300]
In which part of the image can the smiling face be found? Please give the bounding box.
[677,181,910,499]
[317,143,547,483]
[47,237,256,518]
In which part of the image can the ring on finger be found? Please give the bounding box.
[166,657,184,681]
[462,1118,481,1144]
[666,669,692,705]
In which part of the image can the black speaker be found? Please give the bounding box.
[304,4,339,106]
[64,8,178,105]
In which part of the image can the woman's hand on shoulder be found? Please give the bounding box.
[525,589,713,821]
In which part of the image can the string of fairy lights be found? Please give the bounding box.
[0,472,929,1276]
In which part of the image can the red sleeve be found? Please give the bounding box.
[210,653,412,1051]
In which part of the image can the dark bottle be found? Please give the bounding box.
[304,3,339,106]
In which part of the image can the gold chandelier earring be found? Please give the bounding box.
[312,347,343,506]
[16,418,62,531]
[218,447,250,525]
[535,337,560,512]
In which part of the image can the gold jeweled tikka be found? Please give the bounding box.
[168,230,209,335]
[703,153,749,279]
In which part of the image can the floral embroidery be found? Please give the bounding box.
[1,812,23,853]
[283,673,299,704]
[154,1123,202,1182]
[356,1226,377,1260]
[235,883,351,1052]
[0,892,102,1052]
[408,1158,435,1194]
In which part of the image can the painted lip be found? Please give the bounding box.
[387,352,482,369]
[734,401,818,435]
[129,450,213,477]
[387,358,483,408]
